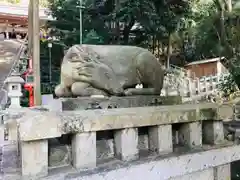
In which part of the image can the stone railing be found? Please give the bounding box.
[11,103,240,179]
[163,70,231,100]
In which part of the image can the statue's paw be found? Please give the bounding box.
[55,84,72,97]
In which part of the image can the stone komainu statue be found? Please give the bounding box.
[55,45,165,97]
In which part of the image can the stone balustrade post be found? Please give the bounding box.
[114,128,139,161]
[21,140,48,178]
[204,78,208,93]
[210,76,214,91]
[187,78,192,97]
[148,125,173,155]
[72,132,97,169]
[203,120,224,145]
[196,78,200,94]
[178,121,202,148]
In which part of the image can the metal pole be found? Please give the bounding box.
[32,0,41,105]
[49,47,52,83]
[79,0,83,44]
[48,42,52,91]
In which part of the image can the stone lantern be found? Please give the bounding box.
[4,72,24,108]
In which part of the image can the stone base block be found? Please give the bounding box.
[21,140,48,178]
[203,120,224,145]
[72,132,96,169]
[114,128,138,161]
[178,122,202,148]
[149,125,173,155]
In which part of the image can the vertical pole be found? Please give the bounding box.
[166,33,171,69]
[32,0,41,105]
[28,0,33,54]
[79,0,83,45]
[48,43,52,91]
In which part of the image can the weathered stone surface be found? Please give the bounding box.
[15,103,220,142]
[1,143,18,174]
[36,144,240,180]
[203,121,224,145]
[61,96,182,111]
[61,103,218,134]
[55,45,165,97]
[0,125,4,144]
[178,121,202,148]
[218,103,233,121]
[6,119,18,141]
[114,128,138,161]
[49,145,71,167]
[72,132,96,169]
[61,108,195,134]
[97,139,114,160]
[21,140,48,178]
[149,125,173,155]
[170,168,214,180]
[19,111,62,141]
[138,134,149,151]
[199,107,220,120]
[214,164,231,180]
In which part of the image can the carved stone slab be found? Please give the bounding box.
[61,95,182,111]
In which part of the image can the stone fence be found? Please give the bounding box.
[2,102,236,179]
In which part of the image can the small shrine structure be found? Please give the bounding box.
[0,3,52,39]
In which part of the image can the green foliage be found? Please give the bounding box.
[5,0,20,4]
[188,1,240,60]
[189,1,240,88]
[40,0,49,7]
[83,30,104,44]
[218,73,238,96]
[47,0,112,47]
[47,0,193,48]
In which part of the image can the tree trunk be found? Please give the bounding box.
[224,0,232,12]
[166,33,172,69]
[216,0,234,70]
[123,19,135,44]
[114,0,120,44]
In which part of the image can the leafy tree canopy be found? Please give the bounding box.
[47,0,193,48]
